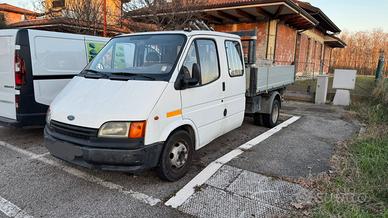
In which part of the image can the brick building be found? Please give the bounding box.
[6,1,132,36]
[0,3,39,25]
[44,0,124,25]
[130,0,346,77]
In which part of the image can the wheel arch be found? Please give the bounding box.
[274,93,281,108]
[159,120,199,149]
[260,91,281,114]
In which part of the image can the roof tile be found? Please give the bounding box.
[0,3,39,16]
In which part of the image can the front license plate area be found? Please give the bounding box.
[49,141,83,161]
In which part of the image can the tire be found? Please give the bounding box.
[157,130,194,182]
[263,98,280,128]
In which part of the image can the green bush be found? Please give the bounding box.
[313,136,388,217]
[372,80,388,105]
[313,78,388,217]
[350,79,388,124]
[350,102,388,124]
[352,137,388,202]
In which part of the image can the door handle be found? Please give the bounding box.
[223,109,227,117]
[222,82,225,91]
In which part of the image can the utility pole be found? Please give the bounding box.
[375,49,385,82]
[103,0,107,37]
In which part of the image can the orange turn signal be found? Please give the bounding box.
[129,121,146,138]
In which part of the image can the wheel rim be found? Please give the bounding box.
[272,103,279,124]
[169,141,188,169]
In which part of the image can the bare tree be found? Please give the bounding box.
[0,13,6,29]
[331,29,388,76]
[32,0,46,13]
[62,0,103,34]
[36,0,104,35]
[125,0,206,30]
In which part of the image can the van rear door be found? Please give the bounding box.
[0,29,18,120]
[28,30,109,106]
[29,30,89,106]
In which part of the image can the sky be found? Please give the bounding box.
[303,0,388,32]
[1,0,35,11]
[1,0,387,32]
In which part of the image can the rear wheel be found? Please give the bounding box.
[262,98,280,128]
[157,130,193,182]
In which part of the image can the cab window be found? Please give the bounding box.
[182,43,198,77]
[88,34,186,77]
[181,39,220,86]
[225,40,244,77]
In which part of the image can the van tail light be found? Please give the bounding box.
[15,51,26,88]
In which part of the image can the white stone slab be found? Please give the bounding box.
[333,89,351,106]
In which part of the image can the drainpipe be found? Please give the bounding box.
[103,0,107,37]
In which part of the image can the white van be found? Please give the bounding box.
[45,31,294,181]
[0,29,108,127]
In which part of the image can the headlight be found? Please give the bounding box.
[46,108,51,124]
[98,121,146,138]
[98,122,130,138]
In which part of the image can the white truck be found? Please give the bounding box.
[0,29,108,127]
[44,31,294,181]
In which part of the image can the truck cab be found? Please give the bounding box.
[45,31,247,181]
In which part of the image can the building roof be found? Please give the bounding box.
[8,17,130,36]
[129,0,319,30]
[295,1,341,34]
[0,3,39,16]
[324,34,346,48]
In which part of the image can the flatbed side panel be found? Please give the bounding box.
[266,65,295,91]
[256,65,294,93]
[256,67,269,93]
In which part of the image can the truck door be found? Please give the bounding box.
[180,38,224,149]
[0,30,18,120]
[222,40,246,134]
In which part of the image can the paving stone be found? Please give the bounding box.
[180,185,287,218]
[181,165,313,217]
[226,169,314,209]
[206,165,243,190]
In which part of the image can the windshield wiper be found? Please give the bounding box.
[110,72,156,81]
[83,69,109,78]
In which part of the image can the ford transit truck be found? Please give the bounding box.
[44,31,294,181]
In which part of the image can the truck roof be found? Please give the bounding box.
[116,30,241,40]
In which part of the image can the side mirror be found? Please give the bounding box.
[175,64,201,90]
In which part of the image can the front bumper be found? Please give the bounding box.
[44,126,164,172]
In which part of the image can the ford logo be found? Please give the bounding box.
[67,115,75,121]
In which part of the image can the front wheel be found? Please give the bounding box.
[157,130,193,182]
[262,98,280,128]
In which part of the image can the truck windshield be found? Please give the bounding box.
[85,34,186,81]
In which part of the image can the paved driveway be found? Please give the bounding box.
[0,101,359,217]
